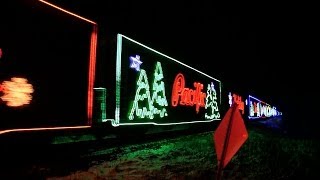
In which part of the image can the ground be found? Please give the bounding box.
[1,126,319,179]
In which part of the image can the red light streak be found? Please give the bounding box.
[0,126,91,135]
[171,73,206,113]
[0,0,99,136]
[38,0,97,25]
[87,25,98,125]
[38,0,98,126]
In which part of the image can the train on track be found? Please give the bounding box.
[0,0,282,138]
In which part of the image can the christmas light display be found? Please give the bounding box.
[171,73,206,113]
[205,83,220,119]
[228,92,245,114]
[0,77,34,107]
[0,0,97,134]
[0,48,3,59]
[128,61,168,121]
[248,95,282,119]
[111,34,222,127]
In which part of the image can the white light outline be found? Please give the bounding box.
[247,95,282,119]
[114,34,222,127]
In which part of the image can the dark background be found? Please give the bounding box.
[48,0,315,137]
[1,0,317,136]
[118,36,223,124]
[0,0,93,128]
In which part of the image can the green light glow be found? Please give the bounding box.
[114,34,222,127]
[118,34,221,103]
[93,88,107,122]
[205,83,220,119]
[115,34,122,126]
[128,62,168,120]
[118,35,219,80]
[151,62,168,117]
[128,69,154,120]
[117,119,218,126]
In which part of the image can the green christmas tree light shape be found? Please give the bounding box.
[128,61,168,121]
[205,83,220,119]
[151,62,168,118]
[249,101,254,117]
[128,69,154,120]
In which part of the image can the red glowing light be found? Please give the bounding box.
[171,73,206,113]
[0,0,99,136]
[232,94,245,114]
[87,25,98,125]
[0,126,91,135]
[38,0,98,125]
[38,0,97,25]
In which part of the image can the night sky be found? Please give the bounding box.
[2,0,317,136]
[43,0,295,102]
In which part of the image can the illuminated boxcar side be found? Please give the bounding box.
[103,34,222,130]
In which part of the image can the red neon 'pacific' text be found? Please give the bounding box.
[171,73,206,113]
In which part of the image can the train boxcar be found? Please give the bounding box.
[1,0,282,138]
[227,92,283,130]
[0,0,97,135]
[99,34,223,134]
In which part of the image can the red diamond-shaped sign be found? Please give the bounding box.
[214,104,248,169]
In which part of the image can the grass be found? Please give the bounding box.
[2,124,319,179]
[227,127,320,179]
[76,125,320,179]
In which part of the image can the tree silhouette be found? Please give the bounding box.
[205,83,220,119]
[128,69,154,120]
[151,62,168,118]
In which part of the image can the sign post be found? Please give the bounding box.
[214,103,248,179]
